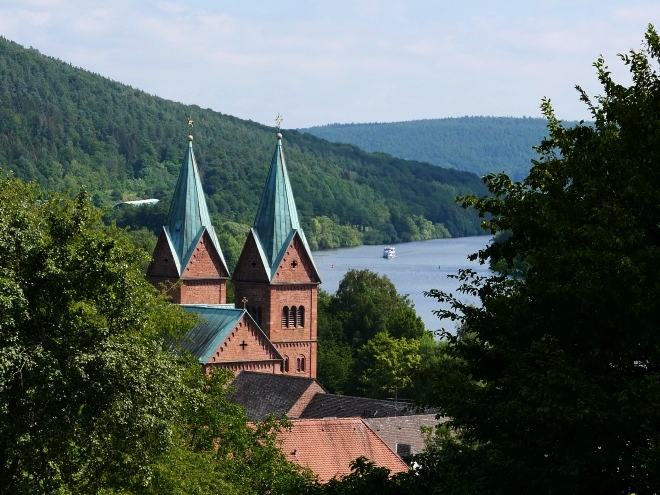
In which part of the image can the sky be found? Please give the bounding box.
[1,0,658,129]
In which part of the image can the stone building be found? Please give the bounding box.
[148,131,319,378]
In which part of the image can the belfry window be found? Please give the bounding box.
[298,306,305,327]
[296,356,306,373]
[290,306,297,327]
[282,306,289,327]
[282,356,290,373]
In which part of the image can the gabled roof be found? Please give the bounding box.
[165,136,228,276]
[229,371,326,421]
[252,133,319,282]
[364,414,446,459]
[179,304,280,364]
[299,393,421,419]
[278,418,409,482]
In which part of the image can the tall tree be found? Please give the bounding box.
[0,175,198,492]
[0,175,310,494]
[425,25,660,494]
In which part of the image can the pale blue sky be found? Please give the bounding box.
[1,0,658,128]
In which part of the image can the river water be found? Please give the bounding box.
[312,235,493,333]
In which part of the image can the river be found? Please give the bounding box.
[312,235,493,333]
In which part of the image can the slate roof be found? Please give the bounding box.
[364,414,446,459]
[252,134,319,281]
[278,418,409,482]
[179,304,278,364]
[299,393,423,419]
[229,371,325,421]
[165,136,228,276]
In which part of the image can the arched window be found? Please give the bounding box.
[282,356,289,373]
[296,356,306,373]
[290,306,297,327]
[298,306,305,327]
[282,306,289,327]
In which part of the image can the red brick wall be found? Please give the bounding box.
[149,230,228,305]
[180,280,225,305]
[147,230,179,279]
[205,316,280,364]
[276,341,315,378]
[183,231,229,278]
[204,361,278,376]
[232,233,320,378]
[272,234,319,284]
[233,231,270,283]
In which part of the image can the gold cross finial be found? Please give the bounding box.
[275,113,283,130]
[187,116,194,128]
[241,297,248,309]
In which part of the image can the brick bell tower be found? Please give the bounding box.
[232,129,321,378]
[147,132,230,303]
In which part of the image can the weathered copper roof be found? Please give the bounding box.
[179,304,281,364]
[165,137,228,276]
[278,418,409,482]
[252,134,319,281]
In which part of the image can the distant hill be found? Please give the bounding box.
[0,36,488,258]
[300,117,568,182]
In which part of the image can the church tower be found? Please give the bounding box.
[147,133,230,303]
[232,131,321,378]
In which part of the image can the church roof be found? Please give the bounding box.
[179,304,254,363]
[252,133,319,281]
[229,371,326,421]
[165,136,228,276]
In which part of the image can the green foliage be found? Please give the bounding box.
[0,175,195,493]
[356,333,422,399]
[301,116,575,182]
[0,174,313,494]
[317,270,429,397]
[214,220,251,273]
[150,367,312,495]
[0,36,485,249]
[423,25,660,494]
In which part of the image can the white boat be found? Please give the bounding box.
[383,246,395,259]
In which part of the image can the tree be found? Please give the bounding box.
[425,25,660,494]
[329,269,425,348]
[149,367,312,495]
[0,176,310,494]
[356,332,422,399]
[0,176,196,492]
[317,270,426,395]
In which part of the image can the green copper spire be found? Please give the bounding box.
[252,131,318,280]
[165,135,228,274]
[253,132,301,267]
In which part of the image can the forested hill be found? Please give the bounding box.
[0,37,486,257]
[300,117,565,182]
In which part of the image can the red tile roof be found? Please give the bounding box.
[277,418,409,483]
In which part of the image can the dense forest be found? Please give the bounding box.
[0,36,487,258]
[300,116,578,182]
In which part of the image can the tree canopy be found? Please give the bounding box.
[0,174,310,494]
[0,35,486,249]
[422,25,660,494]
[300,116,573,182]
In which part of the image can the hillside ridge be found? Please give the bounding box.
[300,116,576,182]
[0,36,485,262]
